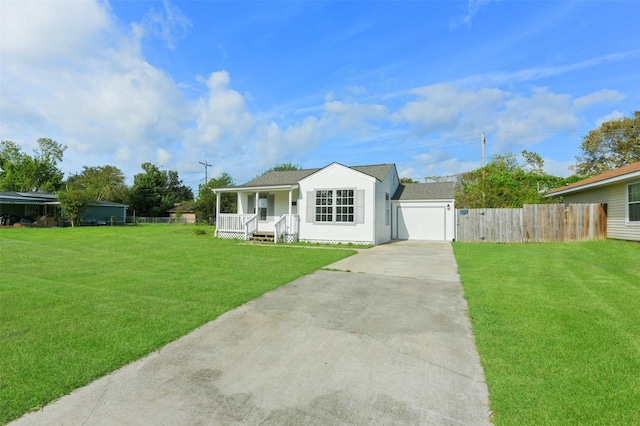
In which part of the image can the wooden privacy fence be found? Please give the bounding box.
[456,204,607,243]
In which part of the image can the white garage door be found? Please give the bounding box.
[395,205,446,241]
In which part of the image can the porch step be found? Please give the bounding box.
[251,231,275,242]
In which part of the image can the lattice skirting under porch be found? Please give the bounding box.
[281,233,299,243]
[216,231,246,240]
[300,239,373,245]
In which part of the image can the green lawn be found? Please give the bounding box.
[453,240,640,425]
[0,225,356,424]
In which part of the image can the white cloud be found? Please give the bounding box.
[492,87,581,149]
[241,99,389,174]
[595,110,625,127]
[116,146,132,162]
[390,84,623,156]
[392,84,506,136]
[157,148,172,167]
[191,71,255,149]
[457,50,640,87]
[0,0,112,65]
[573,90,625,111]
[384,82,630,180]
[450,0,497,28]
[141,0,192,50]
[410,150,480,179]
[322,101,388,135]
[0,0,194,182]
[254,117,322,169]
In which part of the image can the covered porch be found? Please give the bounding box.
[214,184,300,243]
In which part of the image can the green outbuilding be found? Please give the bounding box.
[0,192,128,226]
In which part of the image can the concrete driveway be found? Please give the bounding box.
[11,241,490,425]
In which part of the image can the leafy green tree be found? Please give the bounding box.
[456,151,582,208]
[400,177,419,183]
[127,162,194,217]
[572,111,640,176]
[195,172,235,222]
[0,138,66,192]
[66,165,127,202]
[260,162,300,175]
[56,189,92,227]
[521,149,545,175]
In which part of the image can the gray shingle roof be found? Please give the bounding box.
[226,163,396,189]
[349,164,395,181]
[234,169,320,188]
[391,182,455,200]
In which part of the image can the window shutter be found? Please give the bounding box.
[267,195,275,217]
[306,191,314,223]
[248,195,255,213]
[357,190,365,224]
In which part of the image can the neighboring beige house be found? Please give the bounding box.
[546,161,640,241]
[167,206,196,224]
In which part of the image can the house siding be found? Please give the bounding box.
[374,166,400,245]
[563,181,640,241]
[298,164,377,244]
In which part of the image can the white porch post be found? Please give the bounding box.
[254,192,259,214]
[215,191,220,234]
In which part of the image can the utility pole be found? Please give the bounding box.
[481,132,486,167]
[199,161,211,185]
[481,133,486,208]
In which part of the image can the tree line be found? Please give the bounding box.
[0,139,231,225]
[1,111,638,222]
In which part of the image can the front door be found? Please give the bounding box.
[248,194,274,221]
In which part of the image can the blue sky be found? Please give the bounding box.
[1,0,639,191]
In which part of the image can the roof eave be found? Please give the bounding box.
[214,184,299,193]
[546,170,640,197]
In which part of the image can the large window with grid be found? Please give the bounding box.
[315,189,355,223]
[315,190,333,222]
[629,183,640,222]
[335,190,355,222]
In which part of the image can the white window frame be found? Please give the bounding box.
[258,194,268,221]
[627,182,640,224]
[315,190,333,223]
[314,188,356,224]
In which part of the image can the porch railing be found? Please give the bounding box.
[244,214,258,240]
[274,214,300,243]
[216,213,258,239]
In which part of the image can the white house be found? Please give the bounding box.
[546,161,640,241]
[213,163,455,245]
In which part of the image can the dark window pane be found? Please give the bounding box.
[630,184,640,202]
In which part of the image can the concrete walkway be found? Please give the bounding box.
[12,241,490,425]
